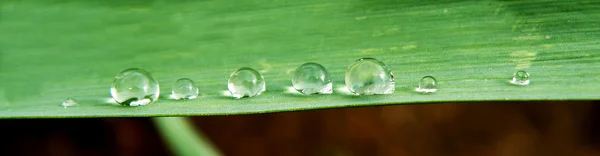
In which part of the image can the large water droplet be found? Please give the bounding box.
[62,98,78,107]
[416,76,437,93]
[510,71,530,85]
[345,58,395,95]
[292,63,332,94]
[110,68,160,106]
[172,78,199,100]
[228,67,265,98]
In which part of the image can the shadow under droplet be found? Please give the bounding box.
[213,90,267,100]
[280,91,333,98]
[213,95,237,100]
[159,95,179,101]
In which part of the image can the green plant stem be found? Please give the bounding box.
[153,117,222,156]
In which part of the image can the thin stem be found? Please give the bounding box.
[153,117,222,156]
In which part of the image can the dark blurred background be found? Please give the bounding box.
[1,101,599,156]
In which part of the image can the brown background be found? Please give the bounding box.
[1,101,599,156]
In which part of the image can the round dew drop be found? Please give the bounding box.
[510,71,530,85]
[110,68,160,106]
[292,63,332,95]
[62,98,78,107]
[172,78,199,100]
[228,67,265,98]
[345,58,395,95]
[416,76,437,93]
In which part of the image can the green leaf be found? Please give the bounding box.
[0,0,599,118]
[154,117,222,156]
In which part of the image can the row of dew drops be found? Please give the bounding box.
[62,58,531,107]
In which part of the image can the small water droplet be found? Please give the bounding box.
[510,71,530,85]
[171,78,198,100]
[110,68,160,106]
[62,98,78,107]
[172,78,199,100]
[345,58,395,95]
[292,63,332,95]
[416,76,437,93]
[228,67,265,98]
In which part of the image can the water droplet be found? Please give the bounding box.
[172,78,199,100]
[110,68,160,106]
[416,76,437,93]
[292,63,332,94]
[62,98,78,107]
[510,71,530,85]
[228,67,265,98]
[345,58,395,95]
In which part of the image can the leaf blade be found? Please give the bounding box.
[0,0,598,118]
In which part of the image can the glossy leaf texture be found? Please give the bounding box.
[0,0,599,118]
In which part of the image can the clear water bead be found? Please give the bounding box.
[172,78,199,100]
[292,63,332,94]
[110,68,160,106]
[62,98,78,107]
[416,76,437,93]
[345,58,395,95]
[228,67,266,98]
[510,71,530,85]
